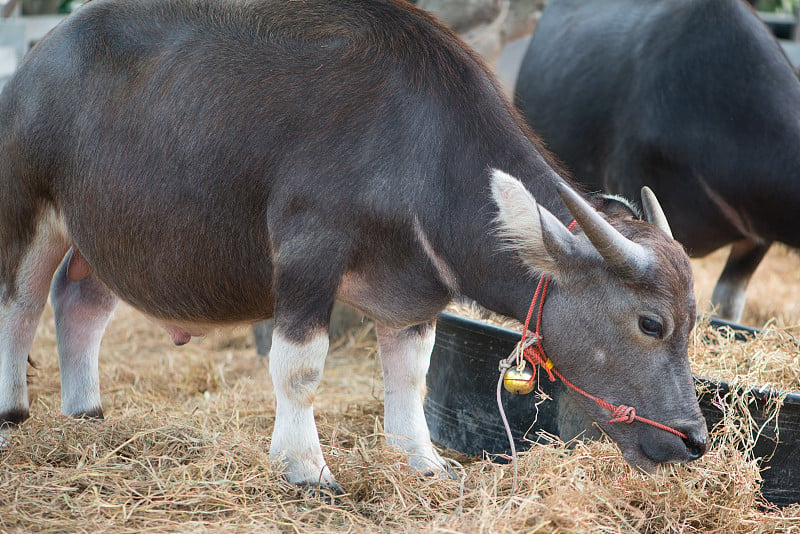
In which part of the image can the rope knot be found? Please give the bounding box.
[522,345,555,381]
[608,405,636,424]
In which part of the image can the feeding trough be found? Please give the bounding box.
[425,311,800,507]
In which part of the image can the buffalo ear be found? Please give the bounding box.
[490,169,577,280]
[592,193,641,222]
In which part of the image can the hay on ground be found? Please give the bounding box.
[0,247,798,532]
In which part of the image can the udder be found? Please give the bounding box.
[157,322,206,346]
[67,248,207,345]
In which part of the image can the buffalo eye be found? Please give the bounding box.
[639,316,664,338]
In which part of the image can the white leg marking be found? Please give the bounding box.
[0,209,68,420]
[378,324,449,475]
[0,303,41,418]
[51,253,118,417]
[268,331,340,489]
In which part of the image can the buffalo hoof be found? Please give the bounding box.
[73,407,105,420]
[0,408,29,447]
[407,450,458,480]
[421,463,458,480]
[297,480,347,503]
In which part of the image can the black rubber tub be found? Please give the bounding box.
[424,312,800,507]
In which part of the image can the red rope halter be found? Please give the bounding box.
[518,221,688,441]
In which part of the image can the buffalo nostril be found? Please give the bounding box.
[683,434,707,461]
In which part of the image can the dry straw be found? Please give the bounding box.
[0,247,799,532]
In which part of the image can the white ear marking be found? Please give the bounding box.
[490,169,544,248]
[489,169,576,278]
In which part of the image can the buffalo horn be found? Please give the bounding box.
[640,186,673,239]
[556,181,651,279]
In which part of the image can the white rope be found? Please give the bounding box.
[496,334,543,494]
[442,456,467,516]
[496,354,518,494]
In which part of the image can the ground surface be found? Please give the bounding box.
[0,245,797,533]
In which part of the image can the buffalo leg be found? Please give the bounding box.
[266,243,343,492]
[710,240,770,322]
[252,320,272,357]
[377,322,452,476]
[50,249,118,419]
[0,212,69,431]
[266,223,356,493]
[268,328,342,492]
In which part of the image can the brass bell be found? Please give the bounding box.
[503,364,535,395]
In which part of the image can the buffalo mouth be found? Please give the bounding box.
[621,444,675,473]
[559,391,708,473]
[557,389,708,470]
[610,421,708,472]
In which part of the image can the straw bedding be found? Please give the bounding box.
[1,245,798,532]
